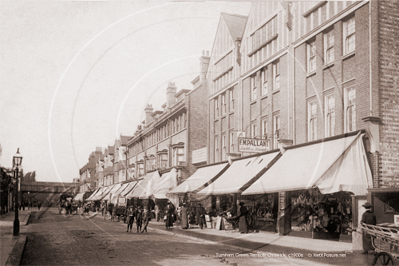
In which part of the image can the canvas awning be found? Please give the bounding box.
[110,183,130,204]
[120,181,138,197]
[73,192,85,202]
[125,171,160,199]
[90,185,113,201]
[152,168,178,199]
[102,184,123,202]
[170,163,229,194]
[197,152,280,195]
[242,133,373,196]
[86,188,100,201]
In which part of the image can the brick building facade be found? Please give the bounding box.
[204,0,399,241]
[127,53,209,187]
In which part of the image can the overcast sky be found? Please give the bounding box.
[0,1,251,182]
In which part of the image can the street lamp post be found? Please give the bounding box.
[13,148,23,236]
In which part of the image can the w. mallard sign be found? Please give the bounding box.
[238,138,270,153]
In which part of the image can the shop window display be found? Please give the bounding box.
[290,189,353,239]
[240,193,278,231]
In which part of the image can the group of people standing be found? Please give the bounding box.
[126,205,151,234]
[179,203,206,229]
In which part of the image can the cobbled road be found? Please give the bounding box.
[20,208,259,266]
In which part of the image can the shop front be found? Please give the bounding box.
[125,171,160,208]
[197,151,281,229]
[367,188,399,226]
[169,162,229,209]
[86,188,100,201]
[152,168,179,207]
[242,132,373,242]
[238,193,278,232]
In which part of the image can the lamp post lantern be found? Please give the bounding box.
[13,148,22,236]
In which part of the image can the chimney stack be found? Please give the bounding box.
[235,38,242,66]
[166,82,177,109]
[144,103,154,126]
[200,50,210,82]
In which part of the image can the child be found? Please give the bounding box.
[126,206,134,232]
[142,206,151,234]
[136,207,143,233]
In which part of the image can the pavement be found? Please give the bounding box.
[0,209,32,266]
[87,212,376,266]
[0,209,381,266]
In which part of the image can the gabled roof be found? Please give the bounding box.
[221,13,247,41]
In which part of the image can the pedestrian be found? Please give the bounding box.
[38,202,42,210]
[361,202,376,254]
[238,202,248,233]
[196,203,206,229]
[155,204,159,222]
[107,202,114,218]
[181,203,189,229]
[189,205,196,225]
[165,201,175,229]
[101,201,105,217]
[126,206,134,232]
[136,207,143,233]
[141,206,151,234]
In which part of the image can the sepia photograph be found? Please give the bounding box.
[1,0,398,265]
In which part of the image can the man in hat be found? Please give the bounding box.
[361,202,376,254]
[196,203,206,229]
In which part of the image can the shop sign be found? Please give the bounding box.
[238,138,269,153]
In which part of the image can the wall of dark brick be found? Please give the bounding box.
[377,0,399,187]
[186,82,208,179]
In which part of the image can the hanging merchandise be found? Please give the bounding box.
[290,188,353,240]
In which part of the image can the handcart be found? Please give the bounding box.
[112,206,126,222]
[360,222,399,266]
[224,215,240,230]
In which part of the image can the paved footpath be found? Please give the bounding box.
[146,219,377,266]
[0,209,31,266]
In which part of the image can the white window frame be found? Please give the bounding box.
[262,68,268,96]
[214,137,219,162]
[325,94,335,137]
[215,98,219,118]
[343,16,355,55]
[251,75,257,101]
[230,89,234,112]
[158,153,168,169]
[324,30,335,64]
[221,134,226,161]
[344,87,356,132]
[172,147,185,167]
[307,40,316,73]
[262,118,268,139]
[273,61,280,91]
[230,131,234,153]
[221,93,226,115]
[138,163,144,177]
[273,115,280,149]
[308,102,318,141]
[251,123,257,138]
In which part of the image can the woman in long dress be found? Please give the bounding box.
[181,203,189,229]
[238,202,248,233]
